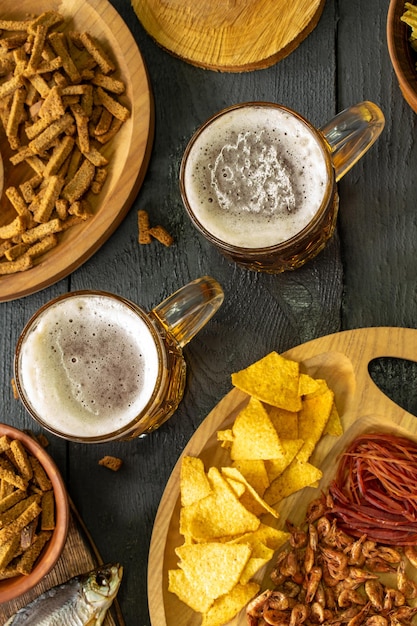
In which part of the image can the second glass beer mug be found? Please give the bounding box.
[180,101,385,273]
[14,276,224,443]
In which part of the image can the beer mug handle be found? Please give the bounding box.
[150,276,224,348]
[319,101,385,182]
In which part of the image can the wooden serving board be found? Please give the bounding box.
[0,0,153,302]
[132,0,326,72]
[148,326,417,626]
[0,500,124,626]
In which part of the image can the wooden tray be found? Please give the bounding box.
[132,0,326,72]
[148,326,417,626]
[0,498,124,626]
[0,0,153,302]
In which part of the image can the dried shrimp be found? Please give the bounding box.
[247,493,417,625]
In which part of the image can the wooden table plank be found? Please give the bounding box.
[337,0,415,329]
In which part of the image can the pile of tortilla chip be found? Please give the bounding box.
[220,351,342,506]
[168,456,289,626]
[168,351,343,626]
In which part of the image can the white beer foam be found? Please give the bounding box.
[184,106,329,248]
[212,130,296,216]
[19,295,160,438]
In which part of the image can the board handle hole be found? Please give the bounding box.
[368,357,417,418]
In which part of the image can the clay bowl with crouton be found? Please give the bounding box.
[387,0,417,113]
[0,423,69,603]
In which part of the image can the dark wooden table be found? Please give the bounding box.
[2,0,417,624]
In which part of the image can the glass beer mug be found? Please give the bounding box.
[14,276,224,443]
[180,101,385,273]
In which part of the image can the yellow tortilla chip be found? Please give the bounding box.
[180,468,260,540]
[168,568,214,613]
[225,477,246,498]
[229,397,284,461]
[239,490,272,519]
[221,467,279,518]
[217,428,233,443]
[180,456,211,507]
[324,402,343,436]
[298,372,321,396]
[305,378,330,397]
[178,506,193,542]
[239,542,274,584]
[265,438,304,482]
[231,352,302,412]
[243,539,274,559]
[176,542,252,600]
[263,459,323,506]
[265,404,299,439]
[201,582,260,626]
[235,523,290,551]
[231,459,269,496]
[297,385,334,462]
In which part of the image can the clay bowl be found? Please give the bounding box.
[0,423,69,603]
[387,0,417,112]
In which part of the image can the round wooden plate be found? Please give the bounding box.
[148,327,417,626]
[0,0,153,302]
[132,0,326,72]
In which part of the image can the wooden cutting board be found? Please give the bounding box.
[0,498,124,626]
[132,0,326,72]
[148,326,417,626]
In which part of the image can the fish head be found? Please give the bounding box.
[82,563,123,610]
